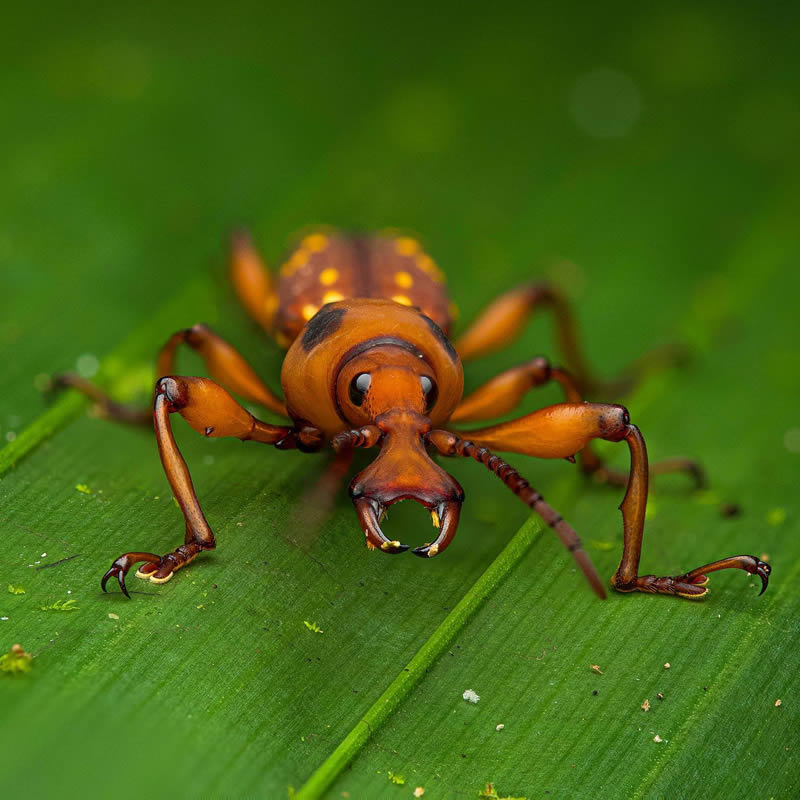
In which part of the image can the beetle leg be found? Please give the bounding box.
[434,403,768,599]
[450,357,705,488]
[101,376,316,597]
[52,322,287,425]
[453,282,685,395]
[427,429,605,598]
[611,425,769,598]
[229,229,279,336]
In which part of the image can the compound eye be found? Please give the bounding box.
[420,375,438,412]
[349,373,371,406]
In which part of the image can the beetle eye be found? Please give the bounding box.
[349,373,371,406]
[420,375,438,411]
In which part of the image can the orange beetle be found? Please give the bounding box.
[58,229,770,600]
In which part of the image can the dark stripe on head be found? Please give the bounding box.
[301,306,347,352]
[419,312,459,363]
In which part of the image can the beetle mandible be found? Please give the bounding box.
[58,229,770,600]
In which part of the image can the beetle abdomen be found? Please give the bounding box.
[273,232,452,346]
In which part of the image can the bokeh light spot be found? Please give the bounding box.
[569,68,642,138]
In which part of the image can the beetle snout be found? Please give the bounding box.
[348,413,464,557]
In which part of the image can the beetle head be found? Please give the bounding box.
[336,343,464,556]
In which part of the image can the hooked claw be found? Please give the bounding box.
[100,552,161,598]
[101,562,131,598]
[752,559,772,595]
[679,553,772,597]
[412,501,462,558]
[354,497,410,553]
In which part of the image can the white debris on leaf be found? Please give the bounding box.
[495,723,505,731]
[413,788,425,798]
[653,734,663,743]
[462,689,480,704]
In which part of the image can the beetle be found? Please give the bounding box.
[58,229,770,600]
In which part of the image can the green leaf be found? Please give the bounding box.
[2,6,799,799]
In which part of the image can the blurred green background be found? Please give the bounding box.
[1,2,799,798]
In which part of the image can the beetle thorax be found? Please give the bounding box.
[280,298,464,437]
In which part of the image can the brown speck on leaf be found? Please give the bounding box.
[657,693,664,701]
[664,662,671,669]
[641,699,650,712]
[413,788,425,798]
[591,664,603,675]
[775,699,782,707]
[719,502,741,518]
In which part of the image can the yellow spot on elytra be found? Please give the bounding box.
[322,290,345,304]
[280,247,309,276]
[319,267,339,285]
[394,270,414,288]
[303,233,329,252]
[431,510,440,528]
[395,237,420,256]
[392,294,412,306]
[302,303,319,321]
[416,254,445,282]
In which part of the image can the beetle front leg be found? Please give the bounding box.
[441,402,769,599]
[450,357,705,488]
[101,376,317,597]
[611,425,769,598]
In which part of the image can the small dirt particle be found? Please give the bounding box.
[495,724,504,731]
[414,788,425,798]
[462,689,480,704]
[664,662,671,669]
[641,699,650,712]
[719,503,741,518]
[590,664,603,675]
[108,613,119,620]
[653,734,663,743]
[775,699,782,707]
[592,690,598,696]
[657,693,664,701]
